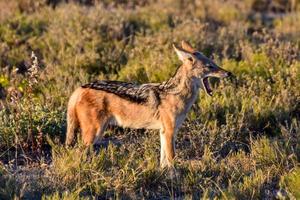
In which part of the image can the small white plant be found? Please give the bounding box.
[28,51,40,88]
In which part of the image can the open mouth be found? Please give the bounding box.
[202,77,213,96]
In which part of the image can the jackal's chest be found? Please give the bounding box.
[172,89,199,129]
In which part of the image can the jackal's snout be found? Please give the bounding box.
[215,68,232,78]
[201,68,231,96]
[226,71,232,77]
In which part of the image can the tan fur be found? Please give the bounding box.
[181,40,196,53]
[66,41,231,168]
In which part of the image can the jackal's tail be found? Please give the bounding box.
[65,88,81,146]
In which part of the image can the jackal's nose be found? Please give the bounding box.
[226,72,232,77]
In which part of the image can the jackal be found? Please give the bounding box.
[66,41,231,168]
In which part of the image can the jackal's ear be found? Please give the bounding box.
[181,41,195,53]
[173,44,194,63]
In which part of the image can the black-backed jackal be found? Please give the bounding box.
[66,41,232,168]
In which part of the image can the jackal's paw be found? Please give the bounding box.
[168,167,180,179]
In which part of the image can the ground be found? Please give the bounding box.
[0,0,300,199]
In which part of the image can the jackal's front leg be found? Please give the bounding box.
[159,121,176,168]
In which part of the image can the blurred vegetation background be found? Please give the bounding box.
[0,0,300,199]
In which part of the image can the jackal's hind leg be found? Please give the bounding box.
[82,121,109,145]
[93,120,109,145]
[79,107,108,146]
[82,125,97,146]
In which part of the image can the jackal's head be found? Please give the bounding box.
[173,41,232,96]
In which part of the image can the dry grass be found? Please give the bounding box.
[0,0,300,199]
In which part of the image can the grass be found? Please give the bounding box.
[0,0,300,199]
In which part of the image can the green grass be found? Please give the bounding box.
[0,0,300,199]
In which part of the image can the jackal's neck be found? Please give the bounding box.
[162,64,200,98]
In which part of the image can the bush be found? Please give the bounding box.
[0,0,300,199]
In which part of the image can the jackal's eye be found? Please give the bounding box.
[205,63,213,68]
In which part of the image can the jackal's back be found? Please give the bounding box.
[81,80,162,104]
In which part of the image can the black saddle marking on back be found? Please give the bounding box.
[81,80,161,104]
